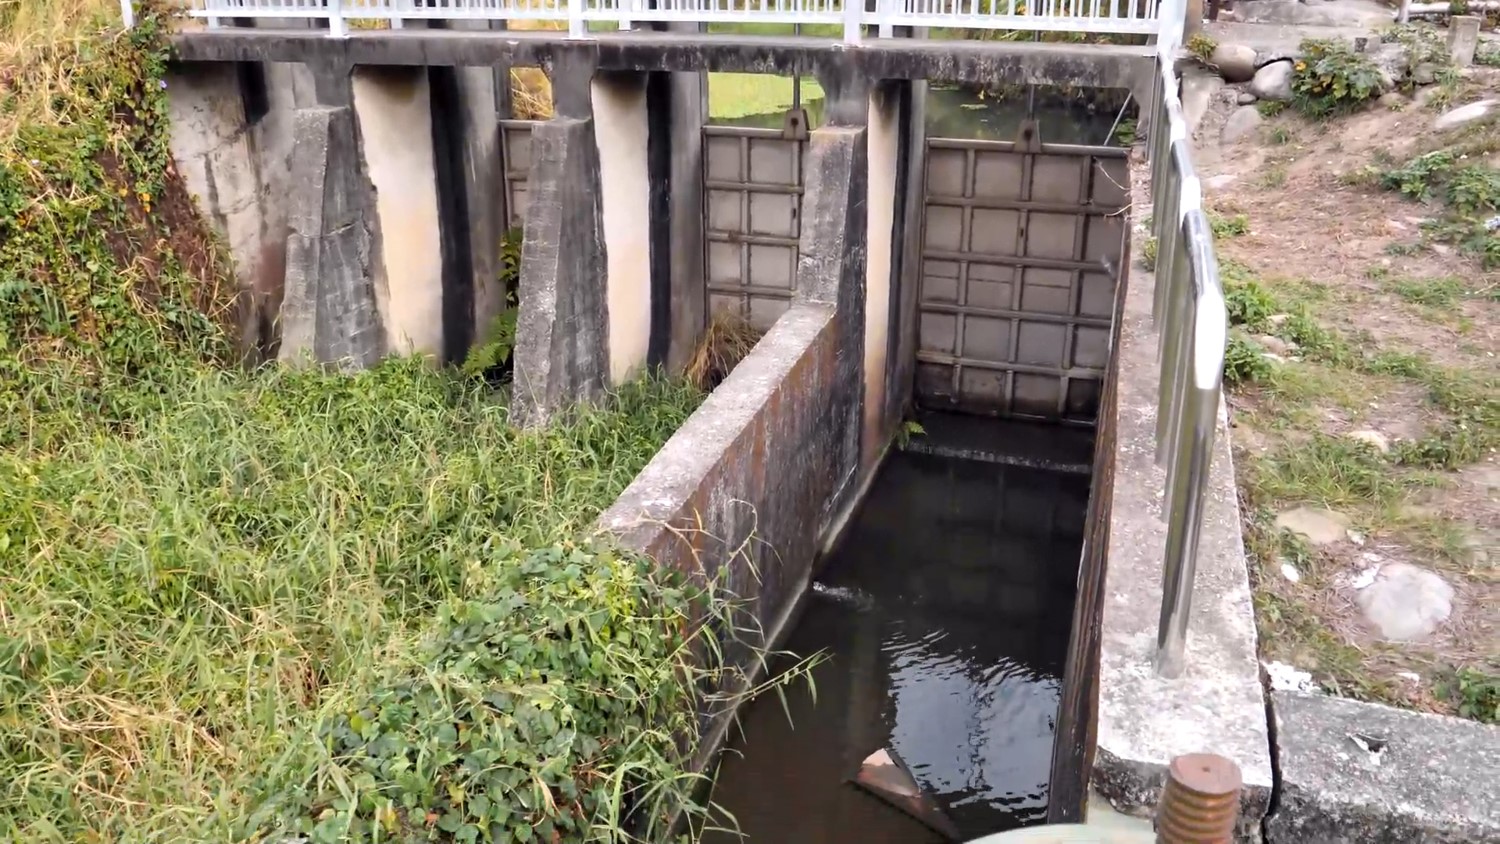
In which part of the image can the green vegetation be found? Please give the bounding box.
[707,72,825,120]
[1370,146,1500,269]
[463,228,524,380]
[1221,239,1497,718]
[1290,38,1385,118]
[1440,667,1500,724]
[2,7,809,842]
[1186,32,1217,62]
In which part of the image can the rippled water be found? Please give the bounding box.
[703,426,1091,843]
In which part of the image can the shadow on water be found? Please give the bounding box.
[703,417,1092,843]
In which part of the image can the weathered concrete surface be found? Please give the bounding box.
[1093,155,1273,842]
[172,30,1152,92]
[597,304,840,771]
[512,116,610,427]
[663,67,708,373]
[599,123,870,776]
[889,78,926,440]
[166,61,306,362]
[352,66,445,358]
[592,71,652,384]
[862,83,899,471]
[1267,691,1500,844]
[277,106,386,369]
[796,125,869,522]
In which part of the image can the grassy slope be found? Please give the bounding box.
[0,6,728,842]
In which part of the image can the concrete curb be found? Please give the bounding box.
[1266,691,1500,844]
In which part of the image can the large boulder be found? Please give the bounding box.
[1211,42,1259,83]
[1251,59,1296,102]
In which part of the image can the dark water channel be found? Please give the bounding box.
[704,417,1092,843]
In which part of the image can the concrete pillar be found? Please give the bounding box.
[891,78,928,434]
[511,115,610,427]
[351,67,445,359]
[661,69,708,373]
[797,125,869,514]
[862,82,901,470]
[277,104,386,370]
[426,20,508,358]
[592,71,653,385]
[1449,15,1482,67]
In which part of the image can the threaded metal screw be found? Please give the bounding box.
[1155,753,1242,844]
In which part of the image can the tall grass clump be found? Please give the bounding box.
[1,7,802,843]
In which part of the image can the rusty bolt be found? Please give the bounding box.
[1155,753,1242,844]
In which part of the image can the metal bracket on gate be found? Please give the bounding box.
[1014,117,1043,153]
[781,107,810,140]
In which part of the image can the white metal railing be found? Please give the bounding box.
[1144,20,1228,679]
[151,0,1162,41]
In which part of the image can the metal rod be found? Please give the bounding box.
[1104,91,1133,146]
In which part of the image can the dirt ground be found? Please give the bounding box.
[1189,77,1498,719]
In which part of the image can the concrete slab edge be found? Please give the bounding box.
[1266,690,1500,844]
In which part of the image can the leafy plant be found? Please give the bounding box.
[1439,667,1500,724]
[1223,268,1278,330]
[1141,235,1158,271]
[1111,116,1137,146]
[1291,39,1385,118]
[1187,33,1218,61]
[1211,212,1251,238]
[895,419,927,448]
[1224,333,1274,385]
[462,228,525,379]
[1257,100,1287,118]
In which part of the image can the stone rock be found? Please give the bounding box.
[1435,98,1498,132]
[1250,60,1295,102]
[1378,91,1406,110]
[1182,71,1226,137]
[1356,562,1453,641]
[1275,507,1350,546]
[1255,334,1294,355]
[1237,90,1258,105]
[1412,62,1439,85]
[1267,313,1290,326]
[1347,429,1390,453]
[1221,105,1265,144]
[1414,85,1443,108]
[1211,42,1260,83]
[1206,173,1238,190]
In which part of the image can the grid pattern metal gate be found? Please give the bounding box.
[915,136,1128,423]
[499,119,540,230]
[703,125,807,331]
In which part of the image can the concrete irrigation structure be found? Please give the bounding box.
[154,6,1497,841]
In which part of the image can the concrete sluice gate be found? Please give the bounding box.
[169,24,1270,842]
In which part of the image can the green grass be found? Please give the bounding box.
[707,71,825,121]
[0,360,710,842]
[0,9,804,842]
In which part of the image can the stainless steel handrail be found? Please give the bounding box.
[1142,52,1228,679]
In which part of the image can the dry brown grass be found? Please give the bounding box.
[684,310,763,392]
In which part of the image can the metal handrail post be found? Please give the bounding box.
[120,0,135,28]
[843,0,864,44]
[329,0,347,37]
[569,0,586,38]
[1155,210,1227,678]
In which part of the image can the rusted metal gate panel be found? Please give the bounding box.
[499,119,540,230]
[915,136,1128,423]
[703,125,806,331]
